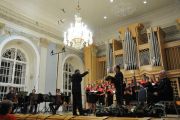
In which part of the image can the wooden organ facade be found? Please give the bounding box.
[83,19,180,98]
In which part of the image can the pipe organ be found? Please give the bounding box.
[113,22,179,97]
[84,20,180,97]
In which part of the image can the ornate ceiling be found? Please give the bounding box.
[0,0,179,45]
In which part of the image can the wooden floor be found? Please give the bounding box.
[15,114,179,120]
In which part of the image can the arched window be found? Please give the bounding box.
[0,48,27,100]
[63,62,73,97]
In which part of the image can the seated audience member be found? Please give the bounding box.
[0,100,16,120]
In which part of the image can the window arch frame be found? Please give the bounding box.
[0,47,27,100]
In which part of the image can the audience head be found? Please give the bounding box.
[0,100,13,115]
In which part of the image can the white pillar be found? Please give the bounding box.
[38,38,49,93]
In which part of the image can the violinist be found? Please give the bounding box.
[29,89,38,114]
[49,89,64,114]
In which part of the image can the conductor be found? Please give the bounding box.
[71,69,89,116]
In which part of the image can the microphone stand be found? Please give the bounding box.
[51,47,66,89]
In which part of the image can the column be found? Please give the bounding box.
[38,38,49,93]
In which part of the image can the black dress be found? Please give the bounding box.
[106,90,114,106]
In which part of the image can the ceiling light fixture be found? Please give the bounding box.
[110,0,114,3]
[143,0,147,4]
[63,0,93,49]
[104,16,107,19]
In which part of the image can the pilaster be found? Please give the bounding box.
[83,45,97,85]
[0,22,5,35]
[38,38,50,93]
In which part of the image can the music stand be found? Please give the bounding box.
[40,94,50,113]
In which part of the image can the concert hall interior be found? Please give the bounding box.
[0,0,180,119]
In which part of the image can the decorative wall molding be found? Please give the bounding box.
[39,38,50,48]
[0,22,5,35]
[0,4,63,43]
[5,26,39,41]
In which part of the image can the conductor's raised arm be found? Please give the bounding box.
[80,71,89,77]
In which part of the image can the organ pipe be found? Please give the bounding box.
[123,29,137,70]
[106,43,113,72]
[149,28,161,66]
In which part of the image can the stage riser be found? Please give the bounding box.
[15,114,178,120]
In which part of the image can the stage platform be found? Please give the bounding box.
[15,114,179,120]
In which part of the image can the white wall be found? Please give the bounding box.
[45,43,57,94]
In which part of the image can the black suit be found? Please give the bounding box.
[157,77,173,101]
[49,93,64,114]
[71,71,88,115]
[114,71,124,105]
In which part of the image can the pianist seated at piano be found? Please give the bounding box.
[49,89,64,114]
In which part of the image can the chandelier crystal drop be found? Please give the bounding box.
[64,1,93,49]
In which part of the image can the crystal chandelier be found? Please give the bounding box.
[64,0,93,49]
